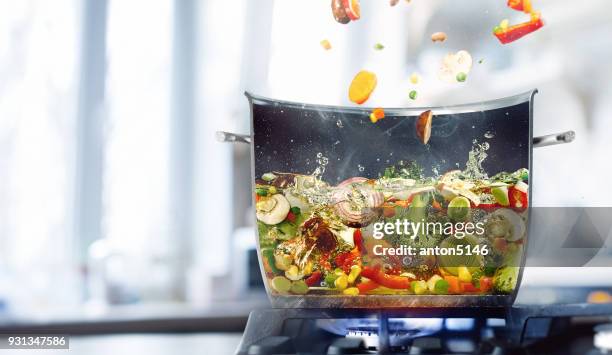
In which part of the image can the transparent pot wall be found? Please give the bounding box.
[248,91,534,308]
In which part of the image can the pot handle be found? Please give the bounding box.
[533,131,575,148]
[216,130,576,148]
[216,131,251,144]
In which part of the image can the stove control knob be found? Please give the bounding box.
[594,323,612,352]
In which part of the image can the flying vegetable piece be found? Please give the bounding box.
[331,0,350,24]
[494,14,544,44]
[370,108,385,123]
[409,72,420,84]
[431,32,447,42]
[507,0,533,13]
[415,110,433,144]
[348,70,377,105]
[342,0,361,21]
[320,39,332,50]
[438,50,472,83]
[494,0,544,45]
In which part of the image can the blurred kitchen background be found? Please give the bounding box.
[0,0,611,341]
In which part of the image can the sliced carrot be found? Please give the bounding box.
[369,108,385,123]
[349,70,377,105]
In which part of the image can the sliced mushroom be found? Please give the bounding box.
[416,110,433,144]
[256,194,291,225]
[431,32,447,42]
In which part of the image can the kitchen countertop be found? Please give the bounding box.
[0,333,243,355]
[0,297,270,334]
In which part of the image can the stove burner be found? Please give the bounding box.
[236,301,612,354]
[595,323,612,352]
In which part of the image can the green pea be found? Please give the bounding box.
[456,72,467,82]
[409,90,418,100]
[374,43,385,50]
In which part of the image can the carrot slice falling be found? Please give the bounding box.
[349,70,377,105]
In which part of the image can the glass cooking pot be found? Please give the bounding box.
[218,90,574,308]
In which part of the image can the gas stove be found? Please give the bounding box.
[235,287,612,354]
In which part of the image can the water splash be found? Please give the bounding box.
[463,140,490,180]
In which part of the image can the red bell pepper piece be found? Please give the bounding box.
[353,229,364,253]
[494,17,544,44]
[335,249,360,274]
[479,277,493,293]
[305,271,322,287]
[285,211,296,223]
[507,0,532,13]
[357,280,380,293]
[474,202,501,211]
[461,282,479,293]
[335,252,349,267]
[361,266,412,289]
[509,186,528,210]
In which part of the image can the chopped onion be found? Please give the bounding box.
[332,182,384,227]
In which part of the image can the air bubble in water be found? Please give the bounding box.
[336,119,344,128]
[358,164,365,172]
[313,152,329,178]
[484,131,494,139]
